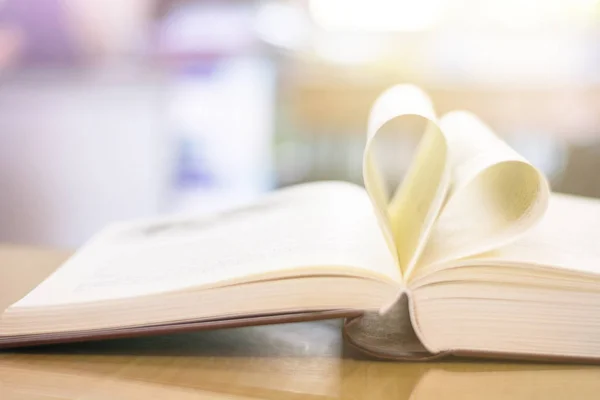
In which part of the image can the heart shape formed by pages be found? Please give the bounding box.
[363,85,550,279]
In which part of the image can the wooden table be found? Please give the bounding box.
[2,245,600,399]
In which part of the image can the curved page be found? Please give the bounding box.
[363,85,450,277]
[417,111,550,268]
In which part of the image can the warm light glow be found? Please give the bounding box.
[309,0,444,32]
[309,0,600,32]
[255,2,309,49]
[453,0,600,30]
[314,34,389,65]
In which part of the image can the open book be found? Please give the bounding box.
[2,85,600,362]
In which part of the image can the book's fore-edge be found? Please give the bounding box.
[0,310,360,350]
[343,292,600,364]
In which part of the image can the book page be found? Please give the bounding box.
[10,182,400,308]
[363,85,450,277]
[473,193,600,276]
[416,111,550,269]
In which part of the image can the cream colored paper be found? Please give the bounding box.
[470,193,600,276]
[363,86,550,279]
[362,85,450,277]
[417,111,550,267]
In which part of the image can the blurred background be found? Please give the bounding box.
[1,0,600,247]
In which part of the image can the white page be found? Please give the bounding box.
[11,182,400,308]
[476,193,600,274]
[476,193,600,275]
